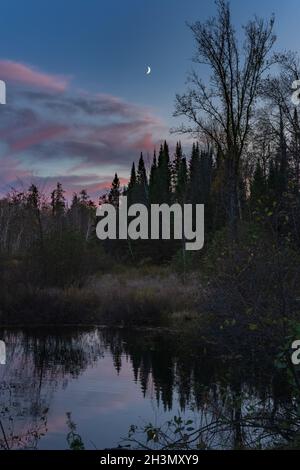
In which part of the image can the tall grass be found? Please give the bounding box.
[0,270,202,326]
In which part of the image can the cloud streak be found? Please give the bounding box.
[0,60,70,91]
[0,60,167,199]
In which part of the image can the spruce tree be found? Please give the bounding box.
[188,143,201,204]
[127,162,137,205]
[51,182,66,216]
[27,184,41,210]
[108,173,120,208]
[136,153,148,204]
[149,150,158,203]
[176,156,188,203]
[173,142,183,194]
[157,141,171,203]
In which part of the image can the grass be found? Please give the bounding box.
[0,268,203,327]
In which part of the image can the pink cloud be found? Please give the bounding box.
[7,125,69,155]
[0,155,31,183]
[0,60,170,199]
[81,177,129,195]
[135,132,156,151]
[0,60,70,91]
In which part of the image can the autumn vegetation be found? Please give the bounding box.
[0,1,300,346]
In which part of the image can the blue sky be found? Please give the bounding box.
[0,0,299,198]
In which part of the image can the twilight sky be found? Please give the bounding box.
[0,0,300,199]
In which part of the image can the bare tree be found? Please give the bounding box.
[173,0,276,236]
[261,52,300,190]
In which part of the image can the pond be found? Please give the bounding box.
[0,327,297,450]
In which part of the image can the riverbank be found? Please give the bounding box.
[0,268,203,327]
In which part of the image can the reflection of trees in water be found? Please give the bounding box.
[98,328,288,411]
[0,328,105,449]
[100,329,300,449]
[0,327,298,449]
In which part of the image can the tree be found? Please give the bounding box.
[27,184,41,210]
[176,157,188,204]
[27,184,44,248]
[136,153,148,204]
[277,109,288,196]
[51,182,66,216]
[157,141,172,204]
[250,161,266,207]
[174,0,276,236]
[291,108,300,190]
[172,141,188,203]
[127,162,137,205]
[108,173,120,208]
[149,150,158,203]
[173,142,183,194]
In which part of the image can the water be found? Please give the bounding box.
[0,327,296,450]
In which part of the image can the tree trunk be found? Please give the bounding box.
[226,157,239,240]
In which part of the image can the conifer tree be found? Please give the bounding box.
[27,184,41,210]
[108,173,120,208]
[173,142,183,192]
[176,156,188,203]
[136,153,148,204]
[127,162,137,205]
[157,141,171,203]
[149,150,158,203]
[188,143,201,204]
[51,182,66,216]
[71,193,79,208]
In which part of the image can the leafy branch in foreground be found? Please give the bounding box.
[66,412,85,450]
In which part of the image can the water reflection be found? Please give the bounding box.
[0,327,297,449]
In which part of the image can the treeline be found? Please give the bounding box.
[1,0,300,290]
[1,111,300,284]
[101,141,213,261]
[0,141,212,276]
[0,184,106,288]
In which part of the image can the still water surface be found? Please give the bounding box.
[0,327,292,449]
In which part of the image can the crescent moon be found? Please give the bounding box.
[146,66,151,75]
[0,80,6,105]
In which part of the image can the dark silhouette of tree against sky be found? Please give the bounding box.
[174,0,276,237]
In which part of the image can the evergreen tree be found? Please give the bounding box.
[176,157,188,203]
[128,162,137,192]
[157,141,171,203]
[173,142,183,193]
[27,184,41,210]
[79,189,89,205]
[199,149,213,203]
[51,182,66,216]
[136,153,148,204]
[108,173,120,208]
[71,193,79,208]
[127,162,137,205]
[149,150,158,203]
[27,184,44,247]
[188,143,201,204]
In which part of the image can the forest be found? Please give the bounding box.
[0,1,299,330]
[2,0,300,452]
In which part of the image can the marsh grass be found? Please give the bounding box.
[0,269,202,326]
